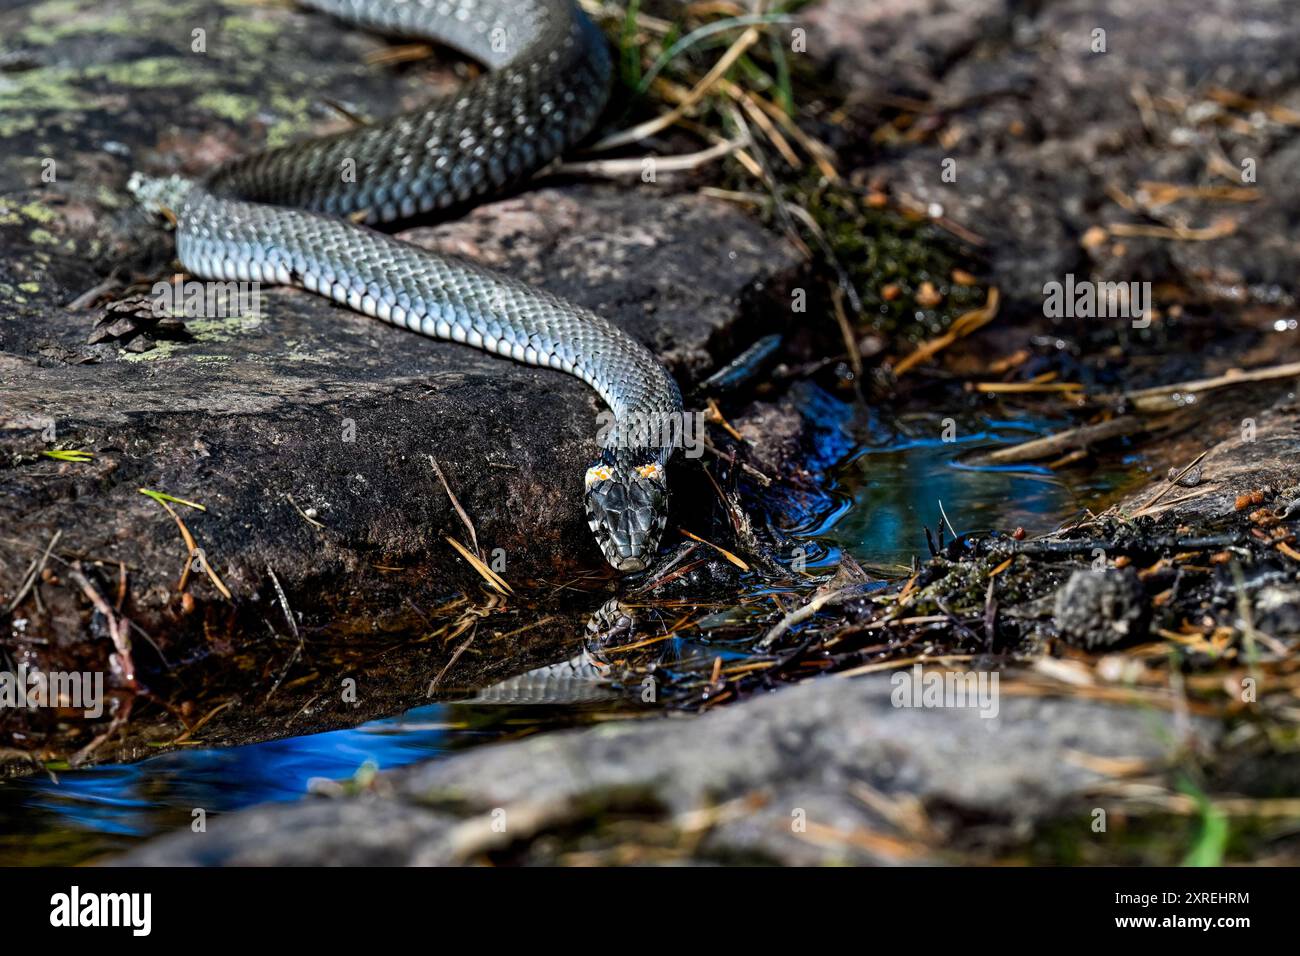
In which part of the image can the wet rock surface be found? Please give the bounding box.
[117,673,1210,865]
[1117,393,1300,523]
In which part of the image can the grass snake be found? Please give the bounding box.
[129,0,682,572]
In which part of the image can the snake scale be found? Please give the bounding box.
[130,0,681,571]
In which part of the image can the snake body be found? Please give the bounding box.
[130,0,681,571]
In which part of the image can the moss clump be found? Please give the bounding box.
[803,181,986,342]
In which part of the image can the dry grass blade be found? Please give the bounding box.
[428,631,476,694]
[287,494,327,529]
[1136,180,1260,206]
[364,42,433,66]
[1117,360,1300,413]
[989,556,1014,576]
[831,285,862,380]
[974,382,1085,395]
[1131,449,1211,517]
[836,654,977,679]
[266,564,299,641]
[797,820,928,860]
[1120,793,1300,818]
[679,529,750,571]
[736,90,799,166]
[717,77,839,180]
[320,97,372,126]
[429,455,481,558]
[1204,85,1300,125]
[4,529,61,615]
[704,397,744,441]
[65,276,122,311]
[172,699,235,744]
[445,535,513,595]
[67,561,135,684]
[592,26,760,150]
[140,490,232,599]
[1107,218,1237,241]
[893,288,1000,376]
[758,582,880,650]
[554,136,745,177]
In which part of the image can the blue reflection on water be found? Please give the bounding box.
[810,416,1131,568]
[6,701,490,846]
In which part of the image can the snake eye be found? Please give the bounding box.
[584,465,613,489]
[635,462,663,482]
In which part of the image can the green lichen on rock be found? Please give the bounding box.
[219,13,282,51]
[193,92,260,123]
[18,202,58,224]
[85,56,201,89]
[0,67,90,113]
[21,6,134,45]
[264,95,317,147]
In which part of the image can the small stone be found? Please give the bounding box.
[1053,568,1149,649]
[1167,465,1203,486]
[857,335,884,358]
[1253,585,1300,635]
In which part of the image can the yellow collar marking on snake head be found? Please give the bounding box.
[585,464,613,489]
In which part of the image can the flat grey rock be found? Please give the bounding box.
[118,674,1212,865]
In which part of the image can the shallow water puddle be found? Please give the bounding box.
[806,418,1142,569]
[0,699,632,864]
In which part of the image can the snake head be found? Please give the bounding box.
[584,452,668,572]
[126,172,195,221]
